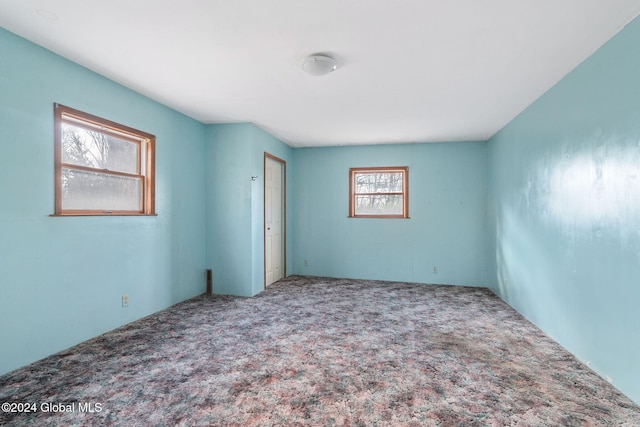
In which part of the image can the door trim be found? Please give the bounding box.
[264,152,286,288]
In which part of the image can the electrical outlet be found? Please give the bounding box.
[122,295,129,308]
[304,259,308,266]
[433,266,437,273]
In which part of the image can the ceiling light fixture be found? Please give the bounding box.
[301,54,338,76]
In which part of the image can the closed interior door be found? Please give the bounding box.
[265,155,284,287]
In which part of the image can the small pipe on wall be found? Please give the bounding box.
[206,269,212,295]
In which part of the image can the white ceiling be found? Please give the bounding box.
[1,1,640,147]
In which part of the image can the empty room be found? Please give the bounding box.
[1,1,640,425]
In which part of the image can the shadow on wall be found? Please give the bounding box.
[494,204,560,325]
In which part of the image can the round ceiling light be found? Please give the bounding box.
[301,54,338,76]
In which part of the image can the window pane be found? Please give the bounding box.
[355,172,403,193]
[355,194,404,215]
[62,168,141,211]
[61,123,138,174]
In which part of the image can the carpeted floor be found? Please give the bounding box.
[1,275,639,426]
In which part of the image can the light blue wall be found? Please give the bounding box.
[0,29,207,375]
[292,142,487,286]
[487,18,640,404]
[205,124,253,296]
[205,123,293,297]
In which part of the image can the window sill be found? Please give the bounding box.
[51,213,158,217]
[348,215,410,219]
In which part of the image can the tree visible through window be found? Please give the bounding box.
[53,104,156,215]
[349,167,409,218]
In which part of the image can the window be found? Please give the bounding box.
[54,104,155,216]
[349,166,409,218]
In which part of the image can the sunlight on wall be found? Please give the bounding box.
[547,144,640,230]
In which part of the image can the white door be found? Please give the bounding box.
[265,155,284,287]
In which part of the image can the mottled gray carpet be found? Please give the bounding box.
[1,275,639,426]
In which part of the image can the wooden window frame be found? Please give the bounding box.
[349,166,409,219]
[53,103,156,216]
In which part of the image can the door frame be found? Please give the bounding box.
[264,152,286,288]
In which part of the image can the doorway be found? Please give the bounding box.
[264,153,286,288]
